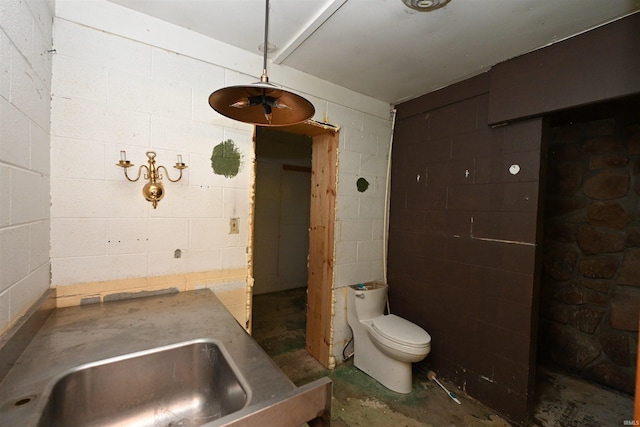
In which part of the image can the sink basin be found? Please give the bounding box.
[37,340,248,427]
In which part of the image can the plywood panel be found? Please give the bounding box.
[306,132,338,368]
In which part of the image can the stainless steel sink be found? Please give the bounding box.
[1,291,330,427]
[37,340,248,427]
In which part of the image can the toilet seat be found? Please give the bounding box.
[371,314,431,349]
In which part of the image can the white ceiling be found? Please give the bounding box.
[107,0,640,105]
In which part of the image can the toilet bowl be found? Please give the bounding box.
[346,282,431,393]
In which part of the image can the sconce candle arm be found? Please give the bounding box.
[117,162,149,183]
[157,164,188,183]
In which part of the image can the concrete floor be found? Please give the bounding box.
[252,287,634,427]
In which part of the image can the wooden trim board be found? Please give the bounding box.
[306,131,338,368]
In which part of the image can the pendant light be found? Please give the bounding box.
[209,0,315,126]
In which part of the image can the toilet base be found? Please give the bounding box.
[353,340,413,393]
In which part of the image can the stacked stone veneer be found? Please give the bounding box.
[541,110,640,394]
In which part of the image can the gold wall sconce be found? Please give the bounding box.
[116,150,187,208]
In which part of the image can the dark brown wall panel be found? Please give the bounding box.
[389,14,640,425]
[488,12,640,124]
[398,72,490,120]
[389,75,544,424]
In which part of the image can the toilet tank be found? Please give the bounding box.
[347,282,388,321]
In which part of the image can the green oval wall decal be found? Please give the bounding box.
[356,177,369,192]
[211,139,242,178]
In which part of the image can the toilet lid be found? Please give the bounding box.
[372,314,431,348]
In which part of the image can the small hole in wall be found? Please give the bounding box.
[356,177,370,192]
[174,249,182,259]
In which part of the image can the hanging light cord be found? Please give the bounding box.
[261,0,269,82]
[207,0,315,126]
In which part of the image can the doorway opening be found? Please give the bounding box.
[251,122,339,368]
[252,128,312,358]
[253,128,312,296]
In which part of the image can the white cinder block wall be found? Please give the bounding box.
[50,17,253,287]
[48,0,392,362]
[332,107,393,359]
[0,0,54,334]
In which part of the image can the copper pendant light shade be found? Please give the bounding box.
[209,78,315,127]
[208,0,315,127]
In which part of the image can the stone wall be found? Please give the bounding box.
[540,100,640,394]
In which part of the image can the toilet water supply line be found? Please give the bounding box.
[381,108,396,317]
[343,108,397,362]
[342,284,365,360]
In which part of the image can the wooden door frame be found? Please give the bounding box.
[250,121,339,369]
[307,130,338,368]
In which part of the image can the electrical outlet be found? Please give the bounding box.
[229,218,239,234]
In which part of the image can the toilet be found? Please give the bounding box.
[346,282,431,393]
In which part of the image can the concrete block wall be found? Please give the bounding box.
[50,0,392,340]
[0,0,54,335]
[334,107,392,286]
[331,107,393,360]
[50,9,257,323]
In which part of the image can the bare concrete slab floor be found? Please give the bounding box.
[253,288,633,427]
[532,368,633,427]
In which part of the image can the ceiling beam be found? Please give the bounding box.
[272,0,348,64]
